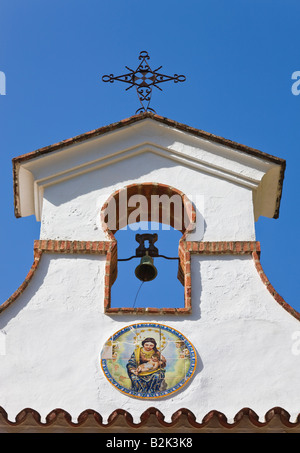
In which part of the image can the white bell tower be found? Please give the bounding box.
[1,112,299,433]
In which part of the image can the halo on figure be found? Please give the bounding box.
[133,327,167,351]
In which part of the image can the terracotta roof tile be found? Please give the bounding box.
[0,407,299,433]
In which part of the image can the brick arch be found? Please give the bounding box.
[101,182,196,240]
[100,183,196,314]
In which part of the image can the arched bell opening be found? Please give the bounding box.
[112,222,184,309]
[100,183,196,313]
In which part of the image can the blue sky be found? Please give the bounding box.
[0,0,299,312]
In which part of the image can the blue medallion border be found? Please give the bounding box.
[101,323,197,399]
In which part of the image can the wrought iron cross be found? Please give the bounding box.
[102,51,186,114]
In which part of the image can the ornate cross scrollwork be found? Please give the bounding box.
[102,51,186,113]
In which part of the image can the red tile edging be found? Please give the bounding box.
[0,406,299,432]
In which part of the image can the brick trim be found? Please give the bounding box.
[105,241,261,315]
[176,240,261,316]
[1,240,299,322]
[0,249,42,315]
[100,182,196,238]
[34,239,111,254]
[0,240,117,315]
[253,251,300,321]
[32,240,118,312]
[185,241,261,254]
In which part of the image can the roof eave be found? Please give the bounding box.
[12,112,286,220]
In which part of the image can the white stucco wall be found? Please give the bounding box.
[3,119,297,424]
[39,152,256,242]
[0,253,299,423]
[17,119,280,230]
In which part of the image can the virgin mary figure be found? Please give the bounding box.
[126,337,167,394]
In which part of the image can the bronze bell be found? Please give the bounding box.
[135,252,158,282]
